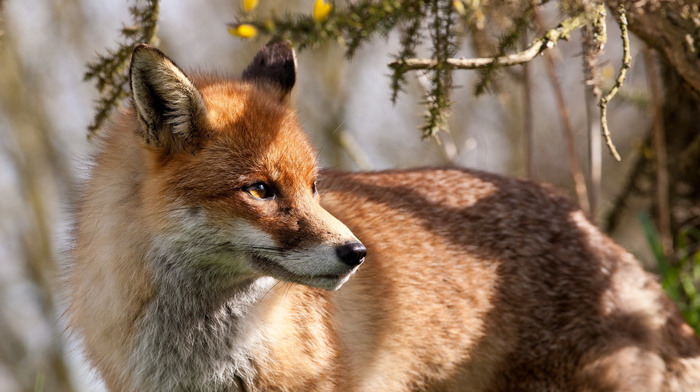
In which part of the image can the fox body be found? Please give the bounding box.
[68,42,700,391]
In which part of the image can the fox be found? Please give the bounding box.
[67,40,700,392]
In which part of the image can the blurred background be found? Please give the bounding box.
[0,0,697,390]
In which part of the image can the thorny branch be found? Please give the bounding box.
[84,0,160,136]
[420,0,457,138]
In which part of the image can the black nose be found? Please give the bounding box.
[336,242,367,267]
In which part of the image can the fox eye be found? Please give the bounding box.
[243,182,274,200]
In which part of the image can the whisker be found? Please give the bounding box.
[282,281,294,300]
[262,280,283,300]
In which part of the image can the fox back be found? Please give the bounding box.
[67,42,700,391]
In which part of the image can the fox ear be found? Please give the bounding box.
[242,40,296,99]
[129,44,206,154]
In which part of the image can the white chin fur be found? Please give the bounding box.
[249,254,359,291]
[228,221,361,289]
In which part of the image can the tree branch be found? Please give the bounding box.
[598,5,630,162]
[388,13,584,71]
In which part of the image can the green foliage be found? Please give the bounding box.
[390,15,423,103]
[474,4,535,96]
[84,0,160,136]
[641,213,700,334]
[421,0,457,138]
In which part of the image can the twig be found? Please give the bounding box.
[644,47,672,259]
[598,5,631,162]
[415,70,458,160]
[521,18,534,179]
[585,87,601,219]
[0,33,76,391]
[534,9,590,214]
[0,0,4,49]
[581,3,606,221]
[388,13,585,71]
[603,139,651,233]
[333,129,373,171]
[681,134,700,172]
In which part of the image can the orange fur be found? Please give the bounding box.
[67,42,700,391]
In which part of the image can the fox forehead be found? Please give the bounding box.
[198,79,277,132]
[150,76,317,201]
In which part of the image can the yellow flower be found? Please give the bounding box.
[602,63,615,80]
[242,0,258,12]
[452,0,466,16]
[228,24,258,38]
[313,0,332,22]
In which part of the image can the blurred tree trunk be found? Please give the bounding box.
[0,21,75,392]
[659,59,700,243]
[605,0,700,250]
[606,0,700,92]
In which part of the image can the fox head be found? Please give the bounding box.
[128,41,365,291]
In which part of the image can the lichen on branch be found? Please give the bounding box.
[598,5,631,162]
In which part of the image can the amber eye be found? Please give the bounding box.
[243,182,274,200]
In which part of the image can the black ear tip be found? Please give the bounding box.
[263,39,294,59]
[242,39,297,94]
[254,39,296,70]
